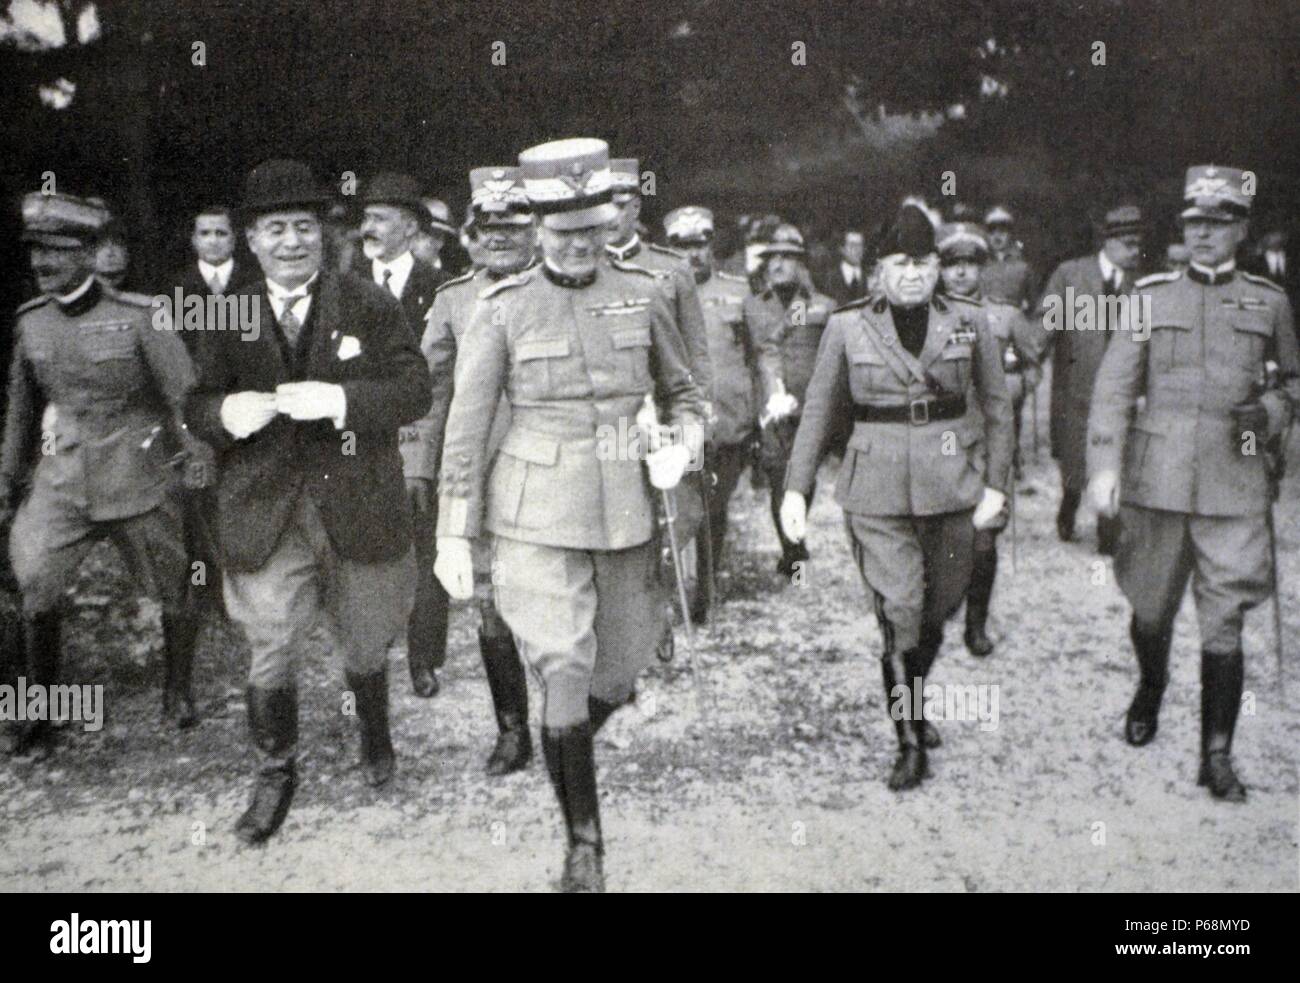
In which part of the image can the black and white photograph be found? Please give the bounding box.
[0,0,1296,930]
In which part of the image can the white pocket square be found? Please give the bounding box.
[337,335,362,360]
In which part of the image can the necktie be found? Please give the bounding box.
[278,294,306,345]
[382,267,395,296]
[206,273,223,295]
[1108,272,1122,294]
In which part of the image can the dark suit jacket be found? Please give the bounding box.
[349,255,448,340]
[818,260,867,307]
[185,270,432,572]
[168,259,248,352]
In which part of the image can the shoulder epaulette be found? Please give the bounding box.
[646,242,687,260]
[434,269,477,296]
[105,288,156,308]
[1240,271,1285,293]
[479,269,532,300]
[1134,270,1181,289]
[608,257,660,279]
[16,295,50,315]
[716,270,746,283]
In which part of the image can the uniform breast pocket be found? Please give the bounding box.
[512,335,571,397]
[1148,320,1192,370]
[938,342,973,390]
[1229,313,1270,369]
[609,322,653,390]
[848,347,890,395]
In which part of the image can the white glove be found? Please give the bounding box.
[433,536,474,600]
[647,443,691,489]
[1088,469,1120,518]
[275,382,347,428]
[972,487,1008,530]
[220,392,279,439]
[764,391,799,422]
[780,490,807,543]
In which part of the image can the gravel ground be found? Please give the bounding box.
[2,384,1298,893]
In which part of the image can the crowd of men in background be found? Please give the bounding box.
[0,149,1295,892]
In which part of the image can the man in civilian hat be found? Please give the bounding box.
[936,220,1041,656]
[1034,202,1145,553]
[434,138,704,892]
[1087,165,1298,802]
[981,205,1036,310]
[412,197,458,276]
[822,228,870,306]
[1,192,209,757]
[185,160,431,843]
[416,165,536,776]
[356,171,447,698]
[664,205,758,622]
[751,223,836,579]
[780,203,1013,791]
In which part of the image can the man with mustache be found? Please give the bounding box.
[1087,165,1299,802]
[435,139,704,891]
[780,203,1013,791]
[358,172,447,698]
[1,192,208,756]
[415,166,536,776]
[186,160,431,844]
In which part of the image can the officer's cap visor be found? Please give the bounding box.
[540,202,620,231]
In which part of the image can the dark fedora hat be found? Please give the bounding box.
[241,159,332,219]
[362,172,429,225]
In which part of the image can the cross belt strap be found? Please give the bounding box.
[854,395,967,425]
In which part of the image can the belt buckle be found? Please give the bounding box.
[909,398,930,426]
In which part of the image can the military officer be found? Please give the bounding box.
[0,193,208,756]
[434,139,704,892]
[937,222,1041,656]
[752,224,836,578]
[981,206,1037,310]
[1035,203,1146,554]
[1087,165,1299,803]
[416,166,536,775]
[780,204,1014,790]
[663,205,759,622]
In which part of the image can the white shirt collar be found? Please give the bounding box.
[56,275,97,305]
[1097,250,1121,283]
[372,251,415,297]
[1189,259,1236,277]
[198,258,234,288]
[840,259,860,281]
[266,271,319,317]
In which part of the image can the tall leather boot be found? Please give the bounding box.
[541,721,605,893]
[589,692,634,736]
[161,609,199,730]
[1056,488,1081,543]
[235,687,298,844]
[1124,617,1171,746]
[880,648,926,791]
[408,562,448,698]
[914,626,943,749]
[480,630,532,775]
[1097,513,1121,557]
[964,541,997,658]
[346,668,395,787]
[11,612,61,758]
[1197,650,1246,802]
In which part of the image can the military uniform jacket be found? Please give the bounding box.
[698,270,759,446]
[606,238,713,396]
[1034,254,1125,490]
[185,271,432,571]
[751,285,836,405]
[1087,268,1299,516]
[981,245,1035,309]
[0,280,196,521]
[408,266,519,482]
[981,295,1040,372]
[786,293,1014,516]
[436,263,706,551]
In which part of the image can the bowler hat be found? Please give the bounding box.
[362,172,428,224]
[241,159,331,220]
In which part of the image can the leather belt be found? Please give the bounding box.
[854,396,966,426]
